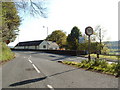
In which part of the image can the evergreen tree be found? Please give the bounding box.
[67,26,82,50]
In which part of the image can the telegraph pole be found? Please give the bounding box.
[43,26,48,50]
[18,34,19,49]
[99,28,102,54]
[47,27,48,50]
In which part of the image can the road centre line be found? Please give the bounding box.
[47,85,54,90]
[27,56,40,74]
[32,64,40,73]
[27,55,31,59]
[28,59,32,63]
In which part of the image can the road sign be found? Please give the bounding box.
[85,26,93,36]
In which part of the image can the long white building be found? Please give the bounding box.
[14,40,59,50]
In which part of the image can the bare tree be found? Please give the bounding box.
[14,0,48,18]
[94,25,107,55]
[94,25,107,42]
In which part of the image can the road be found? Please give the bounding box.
[2,51,119,89]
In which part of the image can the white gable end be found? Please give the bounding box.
[39,40,48,49]
[39,40,59,50]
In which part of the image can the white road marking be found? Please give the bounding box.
[24,57,26,58]
[47,85,54,90]
[32,64,40,73]
[28,55,31,59]
[108,62,113,64]
[28,60,32,63]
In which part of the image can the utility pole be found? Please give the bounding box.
[47,27,48,50]
[99,28,102,54]
[18,34,19,49]
[95,26,102,58]
[43,26,48,50]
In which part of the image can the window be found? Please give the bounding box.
[43,45,46,48]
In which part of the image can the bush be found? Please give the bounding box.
[62,59,120,76]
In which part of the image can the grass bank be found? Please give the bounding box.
[0,42,15,63]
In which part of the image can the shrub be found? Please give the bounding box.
[93,66,103,72]
[76,63,84,68]
[99,60,108,68]
[62,59,120,76]
[81,59,89,64]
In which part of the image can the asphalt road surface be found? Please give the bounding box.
[2,51,119,89]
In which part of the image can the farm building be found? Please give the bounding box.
[14,40,59,50]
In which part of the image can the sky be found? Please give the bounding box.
[8,0,119,46]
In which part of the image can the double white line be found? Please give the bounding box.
[27,55,54,90]
[28,56,40,73]
[47,85,54,90]
[32,64,40,73]
[28,59,32,63]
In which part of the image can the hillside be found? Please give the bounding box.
[104,41,119,49]
[104,41,120,54]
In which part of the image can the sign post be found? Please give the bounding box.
[85,26,93,61]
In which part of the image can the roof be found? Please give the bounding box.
[48,41,59,48]
[15,40,44,46]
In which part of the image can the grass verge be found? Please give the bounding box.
[61,59,120,77]
[85,54,119,60]
[0,42,15,64]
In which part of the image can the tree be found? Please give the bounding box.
[14,0,48,17]
[67,26,82,50]
[78,38,100,54]
[101,45,110,54]
[1,2,21,43]
[94,25,107,54]
[46,30,67,48]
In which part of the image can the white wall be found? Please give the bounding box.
[15,41,59,50]
[39,41,59,50]
[29,46,35,49]
[49,43,59,50]
[39,41,48,49]
[15,46,39,49]
[14,46,24,49]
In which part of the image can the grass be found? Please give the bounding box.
[0,42,15,62]
[85,54,119,60]
[62,60,120,77]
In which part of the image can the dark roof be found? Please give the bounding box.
[15,40,44,46]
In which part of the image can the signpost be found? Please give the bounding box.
[85,26,93,61]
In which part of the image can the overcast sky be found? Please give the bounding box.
[9,0,119,46]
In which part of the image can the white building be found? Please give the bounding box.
[14,40,59,50]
